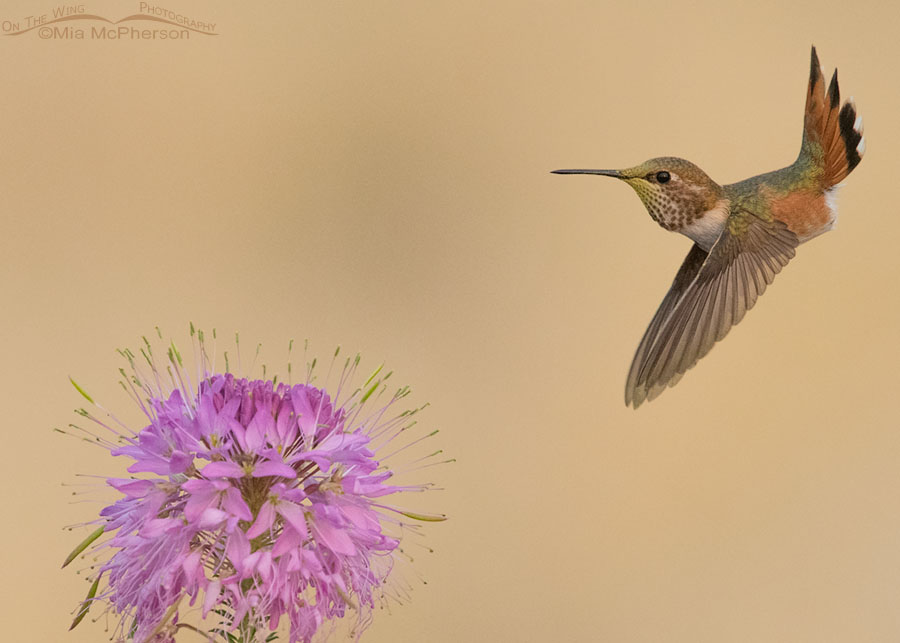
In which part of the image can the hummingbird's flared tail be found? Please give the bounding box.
[801,46,865,188]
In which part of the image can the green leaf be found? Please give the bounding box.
[360,380,379,403]
[69,575,100,630]
[364,363,384,387]
[68,377,94,404]
[62,525,105,568]
[399,510,448,522]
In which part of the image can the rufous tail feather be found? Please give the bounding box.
[801,46,864,188]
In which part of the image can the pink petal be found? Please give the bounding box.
[288,452,331,471]
[349,472,397,497]
[268,609,282,631]
[269,481,289,496]
[245,408,272,452]
[140,518,179,537]
[126,456,171,475]
[284,550,301,572]
[201,461,245,478]
[184,488,219,522]
[313,519,356,556]
[258,551,273,583]
[272,524,303,557]
[182,478,229,493]
[242,550,261,575]
[299,549,324,575]
[229,417,248,452]
[281,487,308,503]
[202,580,221,617]
[231,596,250,629]
[226,529,251,576]
[253,461,297,479]
[199,507,228,529]
[217,396,241,427]
[246,501,275,539]
[196,395,217,436]
[275,405,296,444]
[222,487,253,521]
[276,501,309,539]
[107,479,155,498]
[291,387,317,439]
[182,551,202,579]
[168,450,193,474]
[341,504,379,531]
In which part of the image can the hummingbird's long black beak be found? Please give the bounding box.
[551,169,623,178]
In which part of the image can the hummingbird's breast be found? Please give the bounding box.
[678,200,729,251]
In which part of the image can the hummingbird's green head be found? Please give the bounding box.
[553,156,723,231]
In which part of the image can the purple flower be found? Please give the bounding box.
[63,331,447,643]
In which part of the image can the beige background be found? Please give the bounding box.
[2,0,899,640]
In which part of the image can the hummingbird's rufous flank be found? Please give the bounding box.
[554,46,864,408]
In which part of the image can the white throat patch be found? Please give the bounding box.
[680,199,729,251]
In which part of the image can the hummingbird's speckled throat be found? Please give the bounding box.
[619,157,723,233]
[553,46,865,408]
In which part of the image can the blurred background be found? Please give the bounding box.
[2,0,899,640]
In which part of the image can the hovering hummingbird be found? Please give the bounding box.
[554,46,864,408]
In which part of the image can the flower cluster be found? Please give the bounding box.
[63,332,445,643]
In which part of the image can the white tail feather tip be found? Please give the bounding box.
[854,115,864,135]
[857,137,866,157]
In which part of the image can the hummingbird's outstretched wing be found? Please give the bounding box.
[626,208,799,408]
[625,243,708,407]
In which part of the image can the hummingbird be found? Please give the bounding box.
[553,46,864,408]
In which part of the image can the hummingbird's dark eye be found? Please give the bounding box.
[655,171,671,183]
